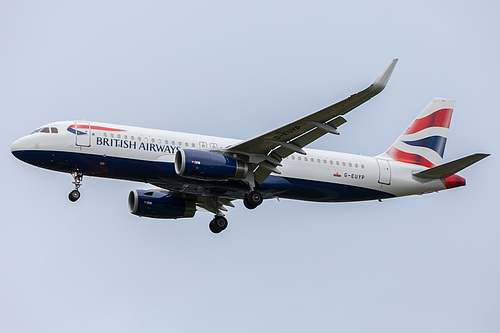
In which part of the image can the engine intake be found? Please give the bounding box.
[175,149,248,180]
[128,189,196,219]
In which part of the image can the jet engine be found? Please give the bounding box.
[128,189,196,219]
[175,149,248,180]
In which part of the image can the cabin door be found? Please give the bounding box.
[74,122,91,147]
[376,159,391,185]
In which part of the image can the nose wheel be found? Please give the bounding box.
[69,189,81,202]
[69,171,83,202]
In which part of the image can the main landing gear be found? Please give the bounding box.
[68,171,83,202]
[206,196,230,234]
[208,191,263,234]
[243,191,263,210]
[209,215,228,234]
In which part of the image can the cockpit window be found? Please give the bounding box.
[31,127,58,134]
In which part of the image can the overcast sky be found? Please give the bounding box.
[1,1,499,332]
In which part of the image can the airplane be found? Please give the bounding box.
[10,59,489,234]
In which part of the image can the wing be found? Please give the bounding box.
[147,184,237,214]
[218,59,399,185]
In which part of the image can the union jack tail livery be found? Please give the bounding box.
[380,98,454,168]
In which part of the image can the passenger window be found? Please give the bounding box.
[200,142,207,148]
[298,156,301,161]
[124,135,128,140]
[131,136,135,140]
[210,143,218,148]
[191,143,195,148]
[50,127,58,133]
[349,163,352,167]
[304,157,308,161]
[185,142,189,147]
[151,138,155,143]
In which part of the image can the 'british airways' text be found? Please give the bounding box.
[96,137,180,153]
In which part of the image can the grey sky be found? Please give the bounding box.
[1,1,499,332]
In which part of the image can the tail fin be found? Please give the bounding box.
[378,98,455,167]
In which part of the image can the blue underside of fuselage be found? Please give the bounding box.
[12,150,395,202]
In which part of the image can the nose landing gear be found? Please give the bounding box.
[69,171,83,202]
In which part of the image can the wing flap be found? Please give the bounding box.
[253,116,348,183]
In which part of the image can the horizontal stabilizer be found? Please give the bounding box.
[413,153,490,179]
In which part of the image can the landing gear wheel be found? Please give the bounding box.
[209,216,228,234]
[244,191,263,210]
[69,171,84,202]
[69,189,81,202]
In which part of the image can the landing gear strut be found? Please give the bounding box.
[243,191,263,210]
[69,171,83,202]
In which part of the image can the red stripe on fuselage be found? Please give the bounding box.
[404,108,453,135]
[68,125,126,132]
[386,147,435,168]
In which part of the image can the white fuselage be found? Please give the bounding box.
[11,120,451,202]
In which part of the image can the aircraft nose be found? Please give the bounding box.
[11,136,32,160]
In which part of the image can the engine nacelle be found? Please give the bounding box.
[175,149,248,180]
[128,189,196,219]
